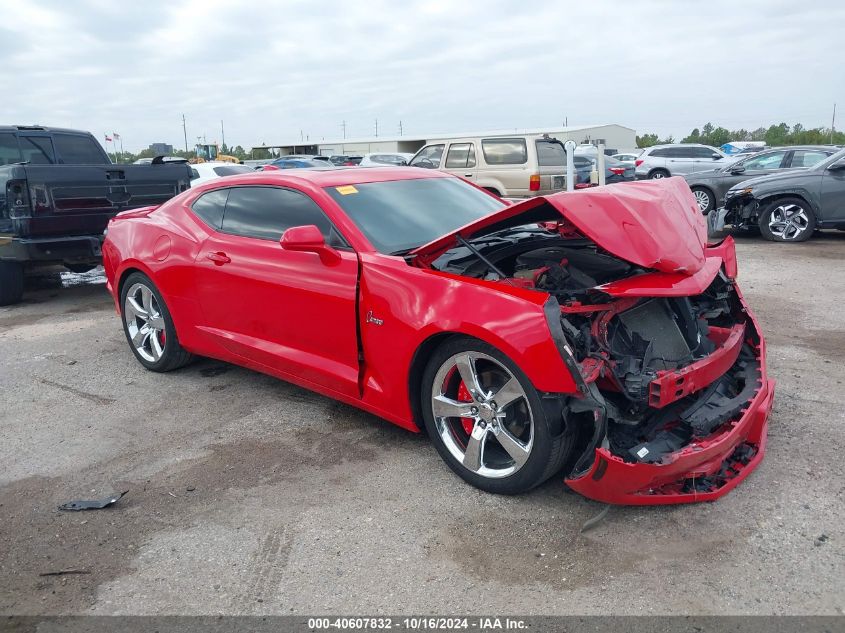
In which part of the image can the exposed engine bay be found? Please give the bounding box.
[431,222,763,481]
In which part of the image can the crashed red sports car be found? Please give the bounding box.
[103,168,774,505]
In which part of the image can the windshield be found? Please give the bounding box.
[326,177,505,254]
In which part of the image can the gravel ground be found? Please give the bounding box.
[0,234,843,616]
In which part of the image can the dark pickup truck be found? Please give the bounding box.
[0,126,191,304]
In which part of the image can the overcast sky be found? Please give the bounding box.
[2,0,843,151]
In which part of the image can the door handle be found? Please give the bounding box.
[464,173,473,177]
[206,251,231,265]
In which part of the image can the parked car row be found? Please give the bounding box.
[406,134,636,198]
[683,145,838,213]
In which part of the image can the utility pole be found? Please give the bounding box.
[341,120,346,139]
[182,114,188,153]
[399,120,403,136]
[374,119,378,137]
[221,120,225,150]
[832,103,837,144]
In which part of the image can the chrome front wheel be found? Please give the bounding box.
[431,351,534,479]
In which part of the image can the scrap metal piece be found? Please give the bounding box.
[580,504,611,533]
[58,490,128,512]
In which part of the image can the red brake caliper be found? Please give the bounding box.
[457,380,475,435]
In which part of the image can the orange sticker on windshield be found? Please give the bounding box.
[335,185,358,195]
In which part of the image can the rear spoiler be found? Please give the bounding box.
[151,155,188,165]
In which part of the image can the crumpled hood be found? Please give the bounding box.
[411,177,708,275]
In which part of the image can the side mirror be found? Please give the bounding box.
[280,225,339,262]
[712,154,722,160]
[730,165,746,175]
[827,160,845,171]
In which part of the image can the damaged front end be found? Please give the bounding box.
[418,179,774,504]
[552,269,773,505]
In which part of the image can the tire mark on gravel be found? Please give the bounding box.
[37,377,115,405]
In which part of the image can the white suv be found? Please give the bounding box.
[635,144,735,179]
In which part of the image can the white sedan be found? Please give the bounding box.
[188,162,255,187]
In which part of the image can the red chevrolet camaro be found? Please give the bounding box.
[103,168,774,504]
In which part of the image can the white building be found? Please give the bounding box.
[251,124,637,158]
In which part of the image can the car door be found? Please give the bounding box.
[442,142,477,183]
[820,156,845,222]
[691,146,727,172]
[666,147,699,175]
[192,185,361,398]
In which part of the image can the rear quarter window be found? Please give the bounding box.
[53,134,109,164]
[0,133,22,165]
[191,188,229,229]
[481,139,527,165]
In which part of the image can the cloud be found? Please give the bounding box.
[1,0,842,151]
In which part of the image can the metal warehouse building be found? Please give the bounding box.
[252,124,637,157]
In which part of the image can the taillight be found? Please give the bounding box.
[635,159,644,167]
[609,167,625,175]
[6,180,31,219]
[529,174,541,191]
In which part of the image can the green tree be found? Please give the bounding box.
[682,128,701,143]
[636,133,674,148]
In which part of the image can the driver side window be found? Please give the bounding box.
[742,151,787,170]
[410,144,445,168]
[221,186,335,242]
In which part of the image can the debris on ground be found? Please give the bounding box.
[57,490,128,512]
[38,570,91,577]
[580,504,611,533]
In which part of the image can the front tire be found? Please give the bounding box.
[691,187,715,214]
[421,336,574,494]
[759,197,815,242]
[0,262,24,306]
[648,168,670,179]
[120,272,193,371]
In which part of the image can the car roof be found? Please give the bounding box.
[215,166,449,188]
[0,125,94,135]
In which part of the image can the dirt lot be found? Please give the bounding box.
[1,233,843,616]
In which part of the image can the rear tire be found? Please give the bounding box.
[120,272,193,372]
[420,336,575,494]
[0,262,24,306]
[759,197,815,242]
[648,168,670,179]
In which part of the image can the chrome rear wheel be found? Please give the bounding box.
[124,282,166,362]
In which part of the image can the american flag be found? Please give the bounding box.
[113,132,121,140]
[104,135,113,142]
